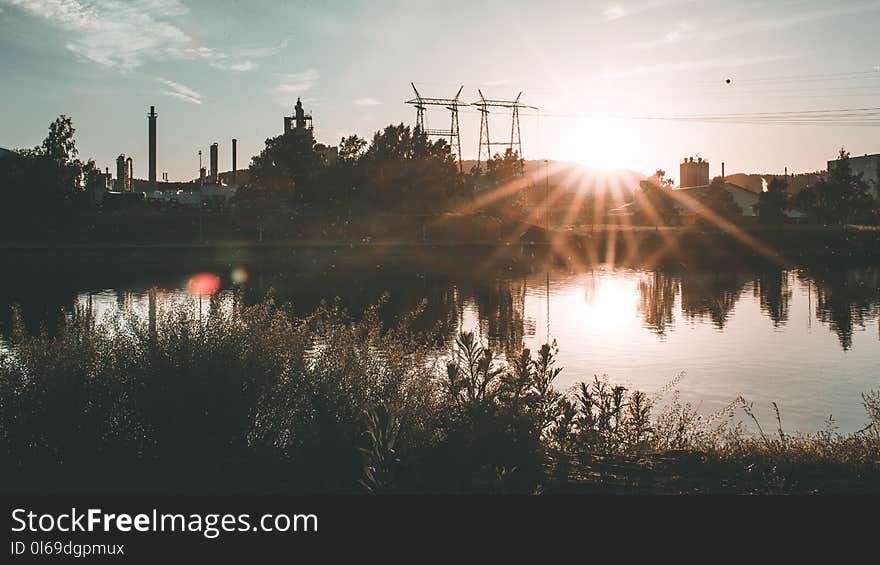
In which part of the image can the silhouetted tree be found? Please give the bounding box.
[360,124,461,214]
[486,148,522,187]
[249,130,322,199]
[0,115,89,239]
[756,176,789,224]
[42,115,78,164]
[239,124,464,238]
[796,148,876,225]
[469,149,527,222]
[636,169,678,226]
[338,134,368,164]
[698,177,741,224]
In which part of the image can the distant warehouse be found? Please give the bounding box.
[828,153,880,196]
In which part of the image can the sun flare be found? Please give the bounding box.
[578,274,641,329]
[563,116,639,171]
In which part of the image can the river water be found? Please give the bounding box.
[1,248,878,433]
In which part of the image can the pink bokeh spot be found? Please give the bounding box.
[187,273,221,297]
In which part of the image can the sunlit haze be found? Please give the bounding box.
[1,0,879,181]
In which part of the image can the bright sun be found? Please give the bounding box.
[564,116,638,171]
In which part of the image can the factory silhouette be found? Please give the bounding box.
[91,97,339,211]
[4,79,879,241]
[88,82,539,213]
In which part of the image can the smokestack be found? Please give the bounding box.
[232,138,237,185]
[210,143,219,184]
[126,157,133,192]
[721,162,725,181]
[148,106,157,190]
[116,155,125,192]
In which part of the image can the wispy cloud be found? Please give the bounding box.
[156,77,201,105]
[353,97,381,106]
[210,60,257,72]
[602,0,695,21]
[601,53,797,80]
[203,40,288,72]
[234,42,288,59]
[629,20,693,49]
[1,0,280,71]
[603,5,629,20]
[272,69,320,95]
[711,1,880,40]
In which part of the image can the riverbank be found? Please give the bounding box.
[1,295,877,495]
[2,223,879,260]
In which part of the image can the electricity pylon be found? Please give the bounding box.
[406,83,464,172]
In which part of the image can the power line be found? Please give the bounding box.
[697,69,880,86]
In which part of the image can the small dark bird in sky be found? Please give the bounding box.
[725,78,731,84]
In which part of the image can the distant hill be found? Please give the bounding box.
[722,172,823,195]
[463,159,645,197]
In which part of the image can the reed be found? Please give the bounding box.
[1,294,877,494]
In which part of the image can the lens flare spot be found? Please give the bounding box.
[187,273,221,297]
[231,267,249,285]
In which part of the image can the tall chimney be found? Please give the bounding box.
[209,143,219,184]
[116,155,125,191]
[721,162,725,181]
[231,138,237,185]
[148,106,157,190]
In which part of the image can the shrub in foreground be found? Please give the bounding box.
[1,295,878,494]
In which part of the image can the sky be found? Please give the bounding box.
[0,0,878,182]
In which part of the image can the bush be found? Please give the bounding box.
[1,295,878,494]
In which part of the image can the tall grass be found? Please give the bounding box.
[1,294,878,494]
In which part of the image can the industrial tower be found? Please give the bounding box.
[473,90,536,175]
[232,138,238,185]
[209,143,219,184]
[148,106,157,190]
[405,83,464,173]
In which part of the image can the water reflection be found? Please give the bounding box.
[753,270,792,327]
[3,259,880,356]
[638,272,678,337]
[807,267,880,351]
[678,269,752,330]
[2,253,879,431]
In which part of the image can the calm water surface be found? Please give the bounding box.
[2,250,878,433]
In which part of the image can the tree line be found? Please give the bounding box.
[3,114,880,241]
[0,115,105,238]
[635,148,880,227]
[0,114,527,241]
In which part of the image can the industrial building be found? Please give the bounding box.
[114,154,132,192]
[284,98,313,137]
[608,156,807,222]
[680,156,710,188]
[95,105,242,211]
[283,97,338,165]
[91,98,338,211]
[148,106,157,190]
[828,152,880,197]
